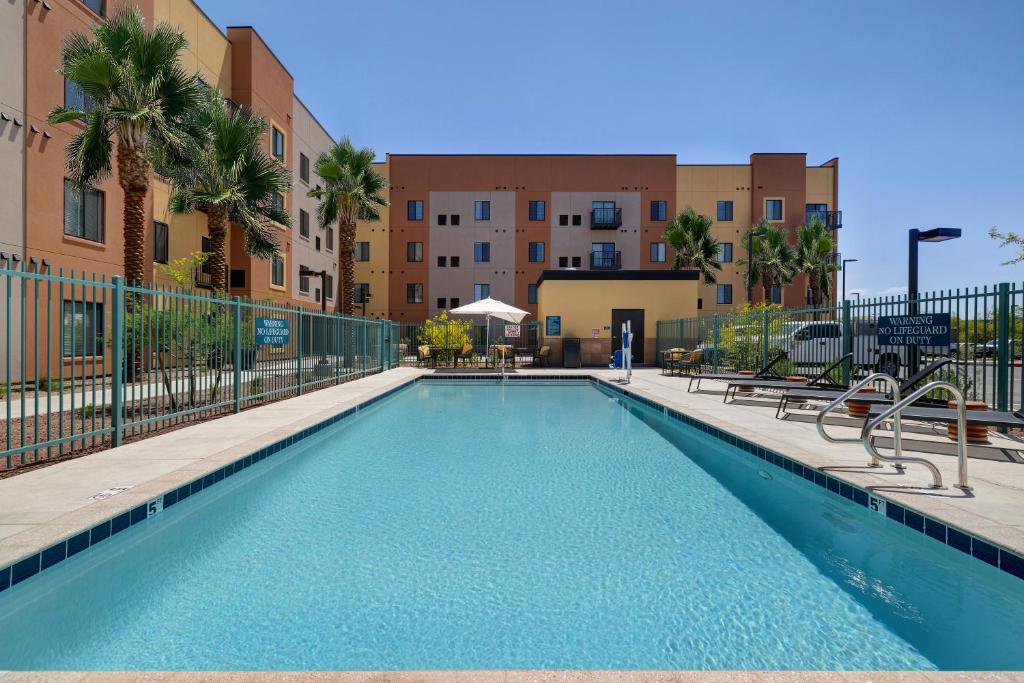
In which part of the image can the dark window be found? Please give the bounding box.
[80,0,104,16]
[806,203,828,224]
[406,283,423,304]
[407,241,423,262]
[650,242,666,263]
[697,298,703,310]
[572,214,582,226]
[63,180,104,242]
[354,283,370,303]
[230,269,246,288]
[529,201,546,221]
[154,221,168,264]
[438,214,447,226]
[771,284,782,304]
[326,227,334,251]
[62,300,104,357]
[571,256,581,267]
[271,127,285,161]
[450,214,460,226]
[271,255,284,287]
[407,200,424,221]
[474,283,490,300]
[315,236,321,251]
[299,266,310,293]
[437,297,446,309]
[271,192,284,213]
[650,200,667,221]
[766,199,783,221]
[64,78,94,116]
[450,256,460,267]
[528,242,545,263]
[474,242,490,262]
[559,214,569,226]
[437,256,447,267]
[325,275,333,299]
[807,287,815,305]
[559,256,568,268]
[201,236,213,275]
[299,153,309,184]
[718,243,733,263]
[355,242,370,261]
[528,284,538,305]
[450,297,460,308]
[474,200,490,221]
[716,201,734,222]
[717,284,733,305]
[299,209,309,238]
[315,288,321,303]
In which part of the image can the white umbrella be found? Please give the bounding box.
[450,298,530,368]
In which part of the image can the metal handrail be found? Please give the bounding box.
[815,372,902,468]
[863,381,971,491]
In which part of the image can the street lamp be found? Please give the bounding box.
[907,227,961,374]
[841,258,858,304]
[746,228,769,304]
[359,292,373,318]
[852,291,861,303]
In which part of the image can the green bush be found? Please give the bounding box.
[0,383,6,400]
[248,377,264,395]
[80,404,96,419]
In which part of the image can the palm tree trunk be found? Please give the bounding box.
[763,279,773,304]
[339,217,356,316]
[206,206,229,292]
[116,142,150,289]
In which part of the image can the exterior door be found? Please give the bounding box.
[612,309,645,364]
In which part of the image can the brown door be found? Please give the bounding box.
[611,309,645,363]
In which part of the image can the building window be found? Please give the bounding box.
[407,200,424,221]
[154,221,168,264]
[299,153,309,184]
[717,200,734,222]
[299,209,310,238]
[63,180,104,243]
[407,241,423,262]
[806,203,828,224]
[438,214,447,226]
[766,199,783,221]
[571,256,581,267]
[474,242,491,262]
[529,201,545,221]
[314,288,321,303]
[697,298,703,310]
[650,200,667,221]
[572,214,582,226]
[771,284,782,304]
[528,284,538,305]
[355,242,370,261]
[325,275,333,299]
[437,297,447,309]
[450,297,460,308]
[271,127,285,161]
[450,256,460,267]
[298,266,310,293]
[315,236,321,251]
[79,0,104,16]
[451,214,460,226]
[230,269,246,288]
[271,255,285,287]
[271,192,285,213]
[718,243,733,263]
[650,242,666,263]
[406,283,423,304]
[528,242,545,263]
[64,78,94,116]
[62,300,104,358]
[474,283,490,300]
[558,256,568,268]
[716,284,733,305]
[474,200,491,221]
[326,227,334,251]
[354,283,370,303]
[437,255,447,267]
[559,214,569,226]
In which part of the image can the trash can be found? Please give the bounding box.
[563,338,582,368]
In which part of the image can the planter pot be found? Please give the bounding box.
[846,386,878,419]
[947,400,990,443]
[785,375,808,383]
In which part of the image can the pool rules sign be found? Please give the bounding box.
[876,313,951,346]
[256,318,290,346]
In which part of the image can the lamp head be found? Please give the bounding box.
[917,227,961,243]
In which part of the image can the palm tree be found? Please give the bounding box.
[795,218,839,306]
[48,6,200,287]
[156,88,291,291]
[308,139,388,315]
[663,207,722,284]
[740,219,797,303]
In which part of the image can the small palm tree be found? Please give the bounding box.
[739,219,797,302]
[308,139,388,315]
[795,218,839,306]
[48,6,200,287]
[157,88,291,291]
[663,207,722,284]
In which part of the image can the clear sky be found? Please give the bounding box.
[198,0,1024,299]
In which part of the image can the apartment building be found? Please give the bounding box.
[353,161,391,320]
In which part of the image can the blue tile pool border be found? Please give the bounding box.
[2,372,1023,596]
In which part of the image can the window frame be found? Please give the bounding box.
[716,200,734,222]
[718,243,733,263]
[650,200,667,221]
[61,299,105,358]
[650,241,666,263]
[299,153,309,184]
[765,198,784,222]
[271,126,285,162]
[63,180,105,243]
[407,200,424,221]
[355,241,370,262]
[406,241,424,263]
[299,209,310,238]
[406,282,423,304]
[527,284,538,305]
[474,200,491,221]
[716,284,733,305]
[528,241,545,263]
[271,254,285,288]
[474,241,491,263]
[529,200,546,221]
[153,221,169,264]
[474,283,490,300]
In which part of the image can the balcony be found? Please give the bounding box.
[590,250,622,270]
[193,266,229,290]
[806,209,843,229]
[590,207,622,230]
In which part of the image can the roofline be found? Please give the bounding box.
[537,269,699,285]
[293,94,335,145]
[226,26,295,81]
[385,153,677,158]
[184,0,228,42]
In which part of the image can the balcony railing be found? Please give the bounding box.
[193,266,229,290]
[806,209,843,229]
[590,250,622,270]
[590,207,622,229]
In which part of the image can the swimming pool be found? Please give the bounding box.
[1,380,1022,670]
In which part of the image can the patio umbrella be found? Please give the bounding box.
[450,298,530,366]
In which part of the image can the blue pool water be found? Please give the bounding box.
[1,381,1023,670]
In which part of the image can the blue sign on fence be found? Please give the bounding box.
[256,318,290,346]
[876,313,951,347]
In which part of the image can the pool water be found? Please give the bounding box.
[1,382,1023,670]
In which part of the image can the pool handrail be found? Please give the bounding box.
[816,372,902,468]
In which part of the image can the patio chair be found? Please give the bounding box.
[417,344,436,368]
[722,354,852,403]
[455,342,475,367]
[661,348,688,375]
[675,349,704,376]
[687,351,789,392]
[533,345,551,367]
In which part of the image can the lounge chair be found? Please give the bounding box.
[865,404,1024,433]
[723,354,852,403]
[533,345,551,367]
[776,357,952,419]
[687,351,789,392]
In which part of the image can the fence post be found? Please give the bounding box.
[761,308,770,370]
[362,317,368,375]
[997,282,1010,413]
[110,276,124,447]
[297,307,303,396]
[712,315,720,374]
[233,296,242,414]
[842,299,852,386]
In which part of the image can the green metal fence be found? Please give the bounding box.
[0,261,395,470]
[395,320,540,367]
[657,283,1024,413]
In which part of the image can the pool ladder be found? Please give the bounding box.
[815,373,971,491]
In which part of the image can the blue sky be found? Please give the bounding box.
[199,0,1024,298]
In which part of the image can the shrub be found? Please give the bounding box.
[0,383,5,399]
[418,311,472,351]
[80,404,96,419]
[248,377,264,396]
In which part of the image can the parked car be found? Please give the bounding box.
[974,339,1020,359]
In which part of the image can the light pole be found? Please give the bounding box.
[841,258,858,303]
[907,227,961,373]
[746,228,769,304]
[359,292,373,318]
